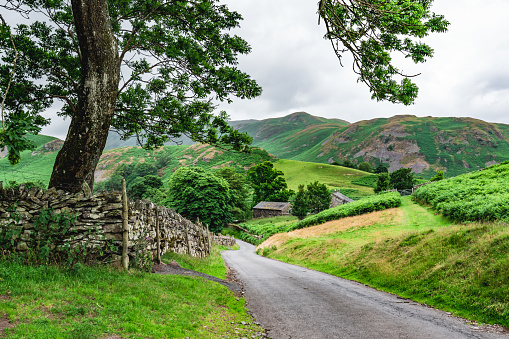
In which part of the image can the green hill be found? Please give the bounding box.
[229,112,349,160]
[290,115,509,179]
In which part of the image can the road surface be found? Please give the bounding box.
[222,240,508,339]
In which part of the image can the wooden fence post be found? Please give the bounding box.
[155,207,161,264]
[121,179,129,270]
[206,223,211,256]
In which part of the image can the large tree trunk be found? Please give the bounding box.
[49,0,120,193]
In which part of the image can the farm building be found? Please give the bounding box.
[330,189,354,208]
[252,201,292,219]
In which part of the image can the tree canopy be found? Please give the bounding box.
[0,0,261,192]
[246,161,294,205]
[319,0,449,105]
[164,166,231,233]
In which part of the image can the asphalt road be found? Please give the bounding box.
[222,240,509,339]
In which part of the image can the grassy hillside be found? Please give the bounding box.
[301,115,509,179]
[228,112,349,159]
[273,159,374,198]
[0,135,60,186]
[1,135,373,199]
[103,113,509,180]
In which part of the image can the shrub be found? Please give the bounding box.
[287,192,402,231]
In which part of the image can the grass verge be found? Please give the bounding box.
[0,245,263,338]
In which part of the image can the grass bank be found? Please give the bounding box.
[258,197,509,327]
[0,245,264,338]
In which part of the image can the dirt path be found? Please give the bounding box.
[222,240,509,339]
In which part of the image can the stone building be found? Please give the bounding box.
[330,189,354,208]
[252,201,292,219]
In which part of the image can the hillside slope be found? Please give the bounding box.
[295,115,509,178]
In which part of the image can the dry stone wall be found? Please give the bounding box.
[0,183,235,266]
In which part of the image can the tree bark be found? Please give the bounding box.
[48,0,120,192]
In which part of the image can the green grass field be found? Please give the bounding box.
[0,245,264,338]
[273,159,374,199]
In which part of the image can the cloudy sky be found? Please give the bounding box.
[215,0,509,125]
[40,0,509,138]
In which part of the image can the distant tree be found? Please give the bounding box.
[374,164,389,174]
[292,185,309,220]
[164,167,231,233]
[374,173,391,193]
[142,175,163,189]
[306,181,332,214]
[341,159,357,169]
[430,171,445,182]
[358,162,373,173]
[390,168,415,191]
[246,161,294,205]
[214,167,251,221]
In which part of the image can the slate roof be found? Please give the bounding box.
[253,201,292,211]
[332,191,354,203]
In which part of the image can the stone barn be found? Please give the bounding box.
[252,201,292,219]
[330,189,354,208]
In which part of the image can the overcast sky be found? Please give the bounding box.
[215,0,509,125]
[40,0,509,139]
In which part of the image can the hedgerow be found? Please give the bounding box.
[286,191,402,231]
[413,161,509,222]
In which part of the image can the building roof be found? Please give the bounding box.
[253,201,291,211]
[332,190,354,203]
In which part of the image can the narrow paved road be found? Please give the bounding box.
[222,240,509,339]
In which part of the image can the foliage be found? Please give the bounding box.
[0,0,261,189]
[214,167,251,221]
[430,171,444,182]
[374,173,391,193]
[358,161,372,173]
[164,167,232,233]
[413,162,509,222]
[305,181,332,214]
[237,216,298,244]
[389,167,416,190]
[246,161,294,205]
[373,164,389,173]
[339,159,357,169]
[288,192,402,231]
[318,0,449,105]
[351,175,377,188]
[0,113,46,165]
[291,185,309,220]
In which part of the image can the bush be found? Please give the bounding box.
[287,192,402,231]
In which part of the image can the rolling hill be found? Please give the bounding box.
[298,115,509,178]
[104,112,509,178]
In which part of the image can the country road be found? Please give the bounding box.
[221,240,509,339]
